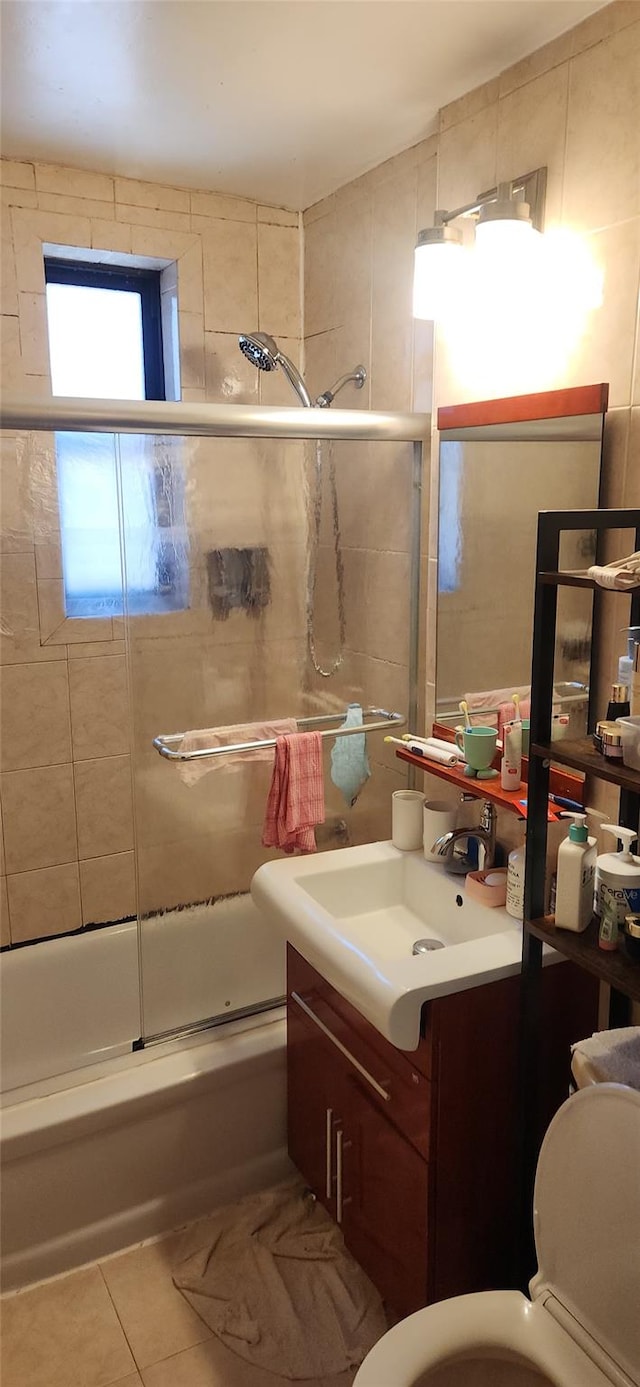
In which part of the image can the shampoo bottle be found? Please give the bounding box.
[594,825,640,928]
[506,834,525,920]
[554,813,596,932]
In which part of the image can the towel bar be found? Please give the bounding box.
[153,707,405,761]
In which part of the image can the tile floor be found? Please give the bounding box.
[0,1225,362,1387]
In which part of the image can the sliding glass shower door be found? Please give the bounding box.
[117,431,418,1043]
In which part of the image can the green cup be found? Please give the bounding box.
[455,725,498,775]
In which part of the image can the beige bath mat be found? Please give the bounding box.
[172,1178,387,1380]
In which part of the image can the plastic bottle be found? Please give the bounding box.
[554,813,596,932]
[501,720,522,792]
[506,836,525,920]
[594,825,640,928]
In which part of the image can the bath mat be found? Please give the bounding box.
[172,1178,387,1380]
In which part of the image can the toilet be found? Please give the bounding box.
[355,1083,640,1387]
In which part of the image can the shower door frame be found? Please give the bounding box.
[1,397,428,1039]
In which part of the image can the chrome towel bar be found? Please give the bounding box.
[153,707,405,761]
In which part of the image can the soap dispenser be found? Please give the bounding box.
[594,825,640,928]
[554,813,596,933]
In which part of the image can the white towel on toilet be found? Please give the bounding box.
[571,1027,640,1090]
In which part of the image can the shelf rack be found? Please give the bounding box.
[519,505,640,1286]
[524,507,640,1008]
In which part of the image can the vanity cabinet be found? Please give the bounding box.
[287,943,598,1317]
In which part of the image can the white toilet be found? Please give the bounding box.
[355,1083,640,1387]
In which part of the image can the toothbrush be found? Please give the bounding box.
[459,700,472,730]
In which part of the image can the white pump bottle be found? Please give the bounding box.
[554,813,597,933]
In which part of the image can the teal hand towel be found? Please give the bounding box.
[330,703,370,807]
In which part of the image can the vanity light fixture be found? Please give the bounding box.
[413,166,547,320]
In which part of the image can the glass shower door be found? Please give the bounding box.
[117,430,417,1043]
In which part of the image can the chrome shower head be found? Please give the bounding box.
[238,331,313,407]
[238,332,279,372]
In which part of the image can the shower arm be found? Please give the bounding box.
[315,366,367,409]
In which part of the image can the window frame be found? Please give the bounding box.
[44,257,166,402]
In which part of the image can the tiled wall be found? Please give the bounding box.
[0,163,302,944]
[302,0,639,838]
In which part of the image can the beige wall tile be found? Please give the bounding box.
[67,639,125,658]
[74,754,134,858]
[35,163,114,202]
[438,102,498,214]
[625,407,640,505]
[564,21,640,232]
[0,1263,135,1385]
[303,329,338,401]
[498,29,574,98]
[0,876,9,946]
[178,310,205,389]
[1,312,25,392]
[190,189,257,223]
[0,662,72,771]
[1,185,38,210]
[258,339,304,407]
[116,203,192,233]
[7,861,81,942]
[0,552,43,662]
[439,75,500,134]
[1,763,77,871]
[37,191,116,220]
[80,850,136,924]
[258,204,298,226]
[204,331,259,404]
[1,210,18,317]
[257,223,301,338]
[303,192,335,226]
[600,408,631,508]
[18,291,50,374]
[571,0,638,57]
[69,655,130,760]
[176,241,203,316]
[115,176,189,213]
[497,64,569,228]
[13,207,92,292]
[100,1236,212,1369]
[304,211,338,336]
[34,540,62,580]
[90,218,133,254]
[202,220,258,333]
[562,218,640,408]
[129,226,198,260]
[1,159,35,190]
[0,433,33,553]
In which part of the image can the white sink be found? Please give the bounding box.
[252,840,528,1051]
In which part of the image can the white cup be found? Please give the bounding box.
[392,790,426,851]
[423,800,456,861]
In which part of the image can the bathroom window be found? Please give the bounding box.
[45,257,186,618]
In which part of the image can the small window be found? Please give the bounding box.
[45,257,186,618]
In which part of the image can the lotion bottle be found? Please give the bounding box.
[594,825,640,927]
[554,813,596,932]
[501,720,522,792]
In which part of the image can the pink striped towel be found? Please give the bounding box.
[262,733,325,855]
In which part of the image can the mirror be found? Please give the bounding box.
[435,386,606,739]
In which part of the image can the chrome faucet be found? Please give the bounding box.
[431,799,497,875]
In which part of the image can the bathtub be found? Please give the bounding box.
[0,895,289,1291]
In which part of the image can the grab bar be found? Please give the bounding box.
[153,706,405,761]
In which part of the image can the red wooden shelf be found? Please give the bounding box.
[397,747,540,819]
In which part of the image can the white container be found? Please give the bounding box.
[423,800,456,862]
[391,790,425,851]
[554,814,597,932]
[594,824,640,926]
[506,839,525,920]
[616,714,640,771]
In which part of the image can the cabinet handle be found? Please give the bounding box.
[291,991,390,1102]
[325,1107,333,1199]
[335,1128,352,1225]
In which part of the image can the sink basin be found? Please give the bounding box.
[252,840,528,1050]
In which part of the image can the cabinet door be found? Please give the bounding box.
[340,1072,429,1317]
[287,997,343,1218]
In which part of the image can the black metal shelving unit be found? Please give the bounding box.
[519,506,640,1283]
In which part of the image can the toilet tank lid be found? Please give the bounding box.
[531,1083,640,1383]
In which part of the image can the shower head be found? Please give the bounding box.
[238,332,313,407]
[238,332,279,372]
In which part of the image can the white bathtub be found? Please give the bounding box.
[0,894,289,1291]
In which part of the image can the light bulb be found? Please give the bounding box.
[413,237,464,321]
